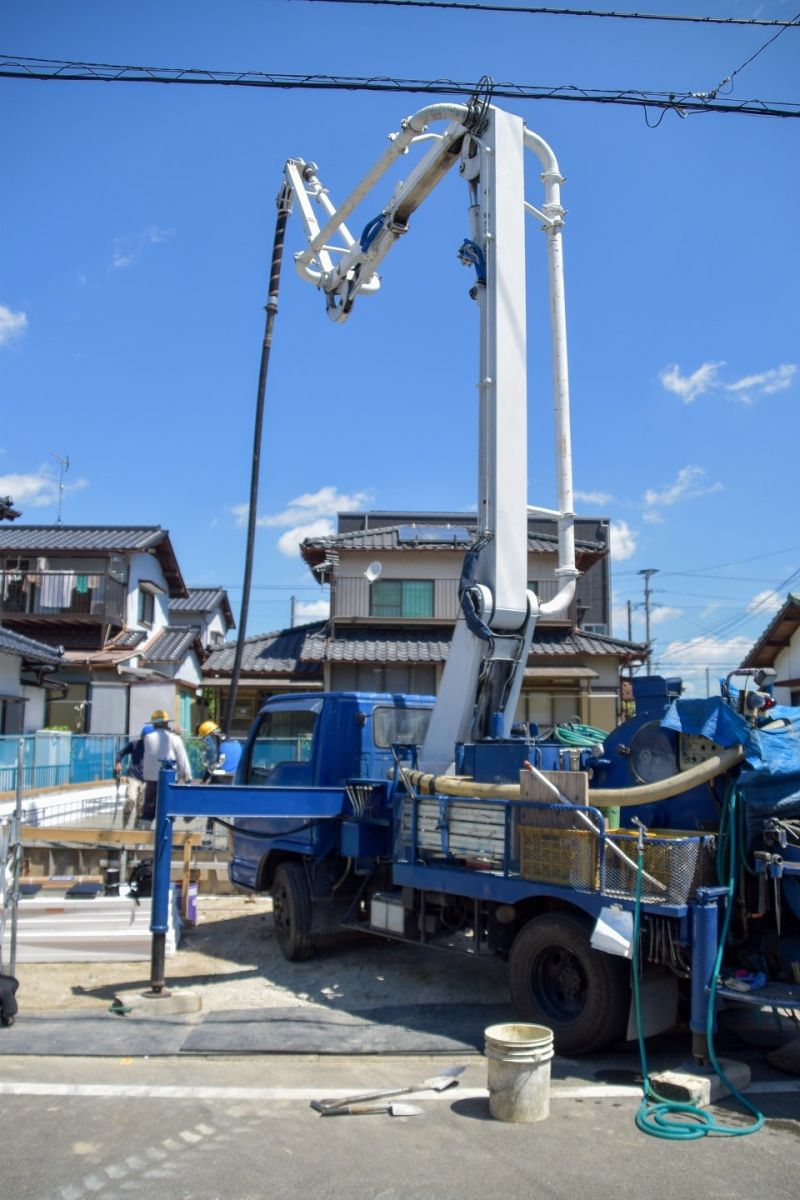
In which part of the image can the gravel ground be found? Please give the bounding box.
[14,893,511,1015]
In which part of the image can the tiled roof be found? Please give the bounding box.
[302,629,451,664]
[170,587,236,630]
[0,626,62,665]
[203,622,325,677]
[108,629,147,649]
[0,525,187,597]
[301,625,646,666]
[300,524,604,573]
[140,626,203,665]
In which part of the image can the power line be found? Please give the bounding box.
[615,541,800,578]
[1,56,798,118]
[296,0,800,29]
[703,8,800,100]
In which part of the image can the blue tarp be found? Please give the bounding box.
[662,697,800,818]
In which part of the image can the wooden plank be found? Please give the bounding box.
[20,827,202,848]
[519,769,589,806]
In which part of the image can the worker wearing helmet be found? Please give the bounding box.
[140,709,192,828]
[198,719,223,783]
[114,723,153,828]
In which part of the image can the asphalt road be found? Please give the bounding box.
[1,1053,798,1200]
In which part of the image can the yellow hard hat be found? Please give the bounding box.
[150,709,169,724]
[198,720,220,738]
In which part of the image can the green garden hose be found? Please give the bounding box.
[632,787,764,1140]
[554,722,608,748]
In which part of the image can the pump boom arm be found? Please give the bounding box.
[282,102,579,773]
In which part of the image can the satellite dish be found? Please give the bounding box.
[364,560,383,583]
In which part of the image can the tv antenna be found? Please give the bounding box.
[50,452,70,525]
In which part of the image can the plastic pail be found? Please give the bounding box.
[484,1022,554,1123]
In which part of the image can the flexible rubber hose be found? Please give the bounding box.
[632,785,764,1139]
[554,722,608,747]
[405,743,744,806]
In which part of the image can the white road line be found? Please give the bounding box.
[0,1079,798,1101]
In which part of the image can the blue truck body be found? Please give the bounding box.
[151,682,800,1056]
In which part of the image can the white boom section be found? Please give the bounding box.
[283,103,579,774]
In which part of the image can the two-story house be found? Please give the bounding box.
[0,626,63,733]
[298,511,645,732]
[0,526,211,736]
[169,587,236,653]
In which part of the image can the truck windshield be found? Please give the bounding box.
[245,708,317,784]
[372,706,432,749]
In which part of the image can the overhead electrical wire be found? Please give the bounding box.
[0,56,798,118]
[295,0,800,29]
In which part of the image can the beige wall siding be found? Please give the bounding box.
[336,574,371,618]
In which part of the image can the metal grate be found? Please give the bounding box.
[518,825,598,891]
[604,831,716,906]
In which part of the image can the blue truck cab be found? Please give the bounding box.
[229,691,434,894]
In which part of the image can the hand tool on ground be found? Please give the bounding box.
[310,1065,465,1113]
[319,1101,423,1118]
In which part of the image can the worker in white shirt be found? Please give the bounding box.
[138,709,193,828]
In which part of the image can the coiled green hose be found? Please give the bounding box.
[554,722,608,748]
[632,786,764,1139]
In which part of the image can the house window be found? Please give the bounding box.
[46,684,89,733]
[209,631,224,647]
[0,696,25,735]
[138,589,155,626]
[370,579,433,619]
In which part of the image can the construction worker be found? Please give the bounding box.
[114,723,153,828]
[198,719,223,783]
[140,710,192,828]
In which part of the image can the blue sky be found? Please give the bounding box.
[2,1,798,694]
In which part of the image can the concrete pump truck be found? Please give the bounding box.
[150,91,800,1060]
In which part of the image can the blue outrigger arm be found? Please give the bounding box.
[148,764,345,993]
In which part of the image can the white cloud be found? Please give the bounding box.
[109,225,173,270]
[609,519,637,561]
[294,599,330,621]
[659,361,723,404]
[643,465,723,522]
[231,485,373,557]
[0,468,89,510]
[574,488,613,507]
[257,486,372,529]
[277,518,335,558]
[0,306,28,346]
[746,589,784,617]
[655,634,754,698]
[725,364,796,405]
[650,605,683,625]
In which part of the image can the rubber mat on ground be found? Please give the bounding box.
[181,1002,516,1054]
[0,1011,193,1056]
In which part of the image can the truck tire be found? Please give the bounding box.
[508,912,629,1056]
[272,862,316,962]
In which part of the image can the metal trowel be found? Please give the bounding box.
[310,1064,465,1114]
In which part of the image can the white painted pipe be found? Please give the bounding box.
[523,127,578,620]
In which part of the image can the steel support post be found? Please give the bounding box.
[148,764,177,994]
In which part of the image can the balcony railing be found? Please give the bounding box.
[0,570,127,623]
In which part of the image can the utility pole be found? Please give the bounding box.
[638,568,658,677]
[290,595,296,628]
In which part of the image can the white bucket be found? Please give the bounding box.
[484,1022,554,1123]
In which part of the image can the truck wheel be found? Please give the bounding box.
[508,912,629,1056]
[272,862,316,962]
